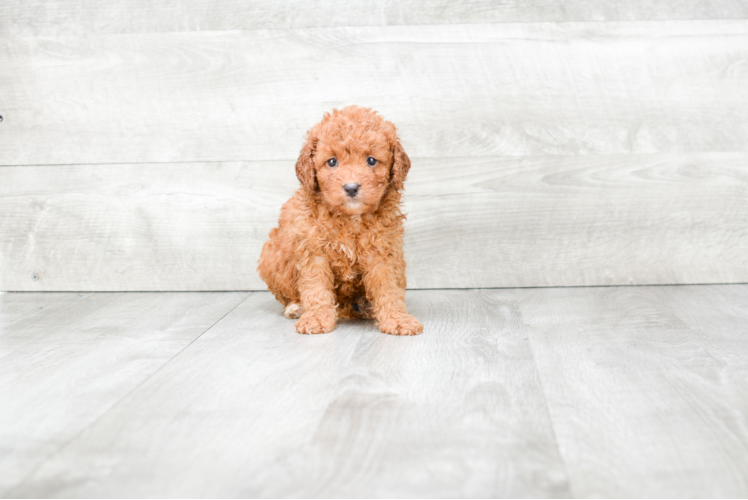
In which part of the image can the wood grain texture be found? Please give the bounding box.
[4,287,748,496]
[2,20,747,165]
[3,0,748,36]
[0,291,248,495]
[660,285,748,382]
[0,293,109,341]
[8,290,570,498]
[7,292,370,497]
[0,293,122,357]
[1,153,747,291]
[519,285,748,497]
[255,289,569,498]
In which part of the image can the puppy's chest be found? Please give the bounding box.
[321,227,367,282]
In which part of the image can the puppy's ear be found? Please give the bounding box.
[390,140,411,191]
[295,127,318,192]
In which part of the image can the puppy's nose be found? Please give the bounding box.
[343,183,360,198]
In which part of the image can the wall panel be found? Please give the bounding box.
[3,0,748,36]
[1,21,747,166]
[2,153,746,291]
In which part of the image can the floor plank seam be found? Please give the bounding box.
[10,282,744,294]
[3,291,253,497]
[2,18,745,41]
[258,322,370,490]
[4,150,746,169]
[520,319,577,498]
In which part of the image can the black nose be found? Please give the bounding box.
[343,183,360,197]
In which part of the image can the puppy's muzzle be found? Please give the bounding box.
[343,183,360,198]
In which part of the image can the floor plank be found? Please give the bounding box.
[519,286,748,497]
[2,21,747,165]
[0,291,248,495]
[4,0,748,36]
[2,153,746,291]
[8,291,570,498]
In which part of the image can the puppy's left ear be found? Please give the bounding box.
[390,140,411,191]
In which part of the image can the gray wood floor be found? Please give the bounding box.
[2,286,747,498]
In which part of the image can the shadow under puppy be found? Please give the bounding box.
[258,106,423,335]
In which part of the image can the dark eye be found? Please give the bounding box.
[367,157,377,166]
[327,158,337,167]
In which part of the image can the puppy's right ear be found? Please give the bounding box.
[295,127,318,192]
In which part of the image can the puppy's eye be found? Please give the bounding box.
[367,157,377,166]
[327,158,337,167]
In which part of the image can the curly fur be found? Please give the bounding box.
[257,106,423,335]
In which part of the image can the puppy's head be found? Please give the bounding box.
[295,106,410,215]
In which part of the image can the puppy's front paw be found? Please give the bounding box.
[378,313,424,336]
[284,302,303,319]
[295,310,336,334]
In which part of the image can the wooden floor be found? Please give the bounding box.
[1,286,747,498]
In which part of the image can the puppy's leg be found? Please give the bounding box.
[362,259,423,336]
[258,228,300,307]
[296,256,337,334]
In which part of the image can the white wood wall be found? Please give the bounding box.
[1,2,747,291]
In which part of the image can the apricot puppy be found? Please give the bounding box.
[258,106,423,335]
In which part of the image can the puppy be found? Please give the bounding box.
[258,106,423,335]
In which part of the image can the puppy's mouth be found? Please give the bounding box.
[340,196,371,214]
[343,198,365,209]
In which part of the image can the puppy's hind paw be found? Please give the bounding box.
[284,302,303,319]
[295,310,336,334]
[378,313,424,336]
